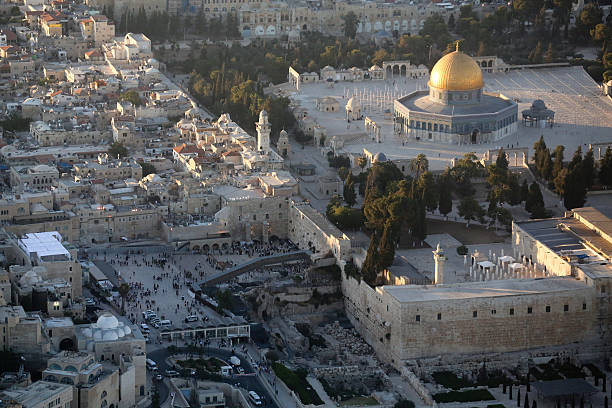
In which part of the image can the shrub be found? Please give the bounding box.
[457,245,469,256]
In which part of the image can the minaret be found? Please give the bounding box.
[433,242,446,284]
[256,110,271,153]
[277,129,290,157]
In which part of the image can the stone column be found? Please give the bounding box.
[433,243,446,285]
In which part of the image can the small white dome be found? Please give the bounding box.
[96,314,119,329]
[103,331,119,341]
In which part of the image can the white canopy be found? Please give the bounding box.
[478,261,495,269]
[509,262,524,272]
[499,255,515,263]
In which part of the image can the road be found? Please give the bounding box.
[147,346,279,408]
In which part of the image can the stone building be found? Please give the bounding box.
[74,313,147,402]
[73,155,142,182]
[342,206,612,369]
[10,164,60,191]
[0,305,50,354]
[42,350,138,408]
[393,46,518,144]
[0,381,72,408]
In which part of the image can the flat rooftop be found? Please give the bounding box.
[18,232,71,262]
[381,277,586,303]
[1,381,72,406]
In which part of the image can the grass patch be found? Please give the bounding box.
[339,396,378,406]
[433,389,495,403]
[178,357,225,373]
[272,363,323,406]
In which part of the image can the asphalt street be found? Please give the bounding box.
[148,346,278,408]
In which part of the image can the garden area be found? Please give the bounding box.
[272,363,324,406]
[176,357,226,380]
[433,389,495,403]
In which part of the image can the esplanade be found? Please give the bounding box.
[393,45,518,144]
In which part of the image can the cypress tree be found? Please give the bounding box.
[525,392,529,408]
[582,148,595,189]
[600,147,612,188]
[563,147,587,210]
[517,388,521,406]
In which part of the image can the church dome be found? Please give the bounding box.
[96,314,119,329]
[429,50,483,91]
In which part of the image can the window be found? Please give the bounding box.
[415,315,420,322]
[491,309,496,315]
[546,306,550,313]
[583,303,587,310]
[527,307,532,314]
[437,313,441,320]
[564,304,569,312]
[509,308,514,315]
[473,311,477,318]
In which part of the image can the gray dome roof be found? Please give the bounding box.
[372,152,387,163]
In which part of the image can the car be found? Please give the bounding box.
[140,324,150,333]
[155,374,163,381]
[165,370,179,377]
[237,367,245,374]
[152,322,161,329]
[184,315,198,323]
[189,369,196,376]
[85,298,96,306]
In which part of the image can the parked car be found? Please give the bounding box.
[140,324,150,333]
[165,370,179,377]
[85,298,96,306]
[184,315,198,323]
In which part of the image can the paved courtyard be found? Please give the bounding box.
[279,66,612,170]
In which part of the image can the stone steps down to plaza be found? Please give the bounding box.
[200,250,311,286]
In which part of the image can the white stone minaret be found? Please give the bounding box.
[433,242,446,284]
[256,110,271,153]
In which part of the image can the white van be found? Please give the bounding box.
[160,320,172,328]
[248,391,262,406]
[184,315,198,323]
[146,359,157,371]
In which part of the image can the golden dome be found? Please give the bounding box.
[428,50,484,91]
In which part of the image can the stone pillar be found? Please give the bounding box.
[433,243,446,285]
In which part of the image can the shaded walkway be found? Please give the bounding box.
[200,250,311,285]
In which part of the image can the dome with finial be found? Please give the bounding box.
[429,42,483,92]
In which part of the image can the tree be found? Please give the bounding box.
[582,148,595,189]
[552,145,565,181]
[342,12,359,39]
[458,197,484,227]
[378,221,397,269]
[438,173,453,219]
[600,147,612,188]
[119,90,143,106]
[343,173,357,207]
[361,233,380,286]
[394,400,416,408]
[563,147,587,210]
[416,172,438,212]
[543,42,555,63]
[525,392,529,408]
[357,156,368,173]
[526,182,546,218]
[520,179,529,202]
[108,142,128,158]
[118,283,130,315]
[409,154,429,178]
[139,162,157,177]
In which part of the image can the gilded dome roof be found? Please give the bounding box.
[428,50,483,91]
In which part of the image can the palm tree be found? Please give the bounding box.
[357,156,368,173]
[409,154,429,178]
[118,283,130,316]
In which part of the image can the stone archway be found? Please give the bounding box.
[59,337,75,351]
[400,65,407,77]
[392,65,400,76]
[471,129,479,144]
